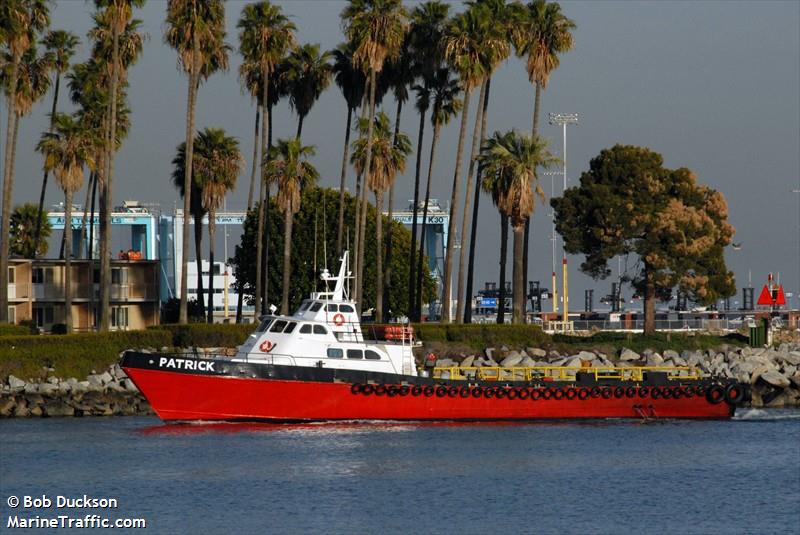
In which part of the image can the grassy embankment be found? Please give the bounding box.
[0,322,746,382]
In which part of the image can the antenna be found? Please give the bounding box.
[322,193,328,272]
[314,205,318,291]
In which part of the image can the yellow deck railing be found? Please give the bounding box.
[431,366,701,383]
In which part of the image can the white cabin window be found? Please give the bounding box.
[313,325,328,335]
[298,300,311,312]
[309,302,323,312]
[340,304,355,313]
[299,324,312,334]
[365,350,381,360]
[284,322,297,333]
[269,320,288,332]
[327,348,343,359]
[256,318,273,332]
[326,304,338,312]
[346,349,362,359]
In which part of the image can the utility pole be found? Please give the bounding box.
[549,113,578,328]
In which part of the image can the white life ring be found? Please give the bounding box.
[259,340,275,352]
[332,313,345,326]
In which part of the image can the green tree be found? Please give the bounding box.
[415,67,461,320]
[351,112,411,321]
[478,130,558,323]
[406,1,449,318]
[266,138,319,314]
[552,145,736,334]
[237,0,295,318]
[193,128,243,323]
[230,187,436,316]
[0,0,50,324]
[33,30,80,257]
[440,7,488,323]
[341,0,407,312]
[166,0,229,324]
[513,0,575,303]
[92,0,146,331]
[283,43,333,139]
[37,113,96,333]
[10,202,51,257]
[456,0,513,323]
[332,41,366,256]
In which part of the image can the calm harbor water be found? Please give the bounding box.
[2,411,799,535]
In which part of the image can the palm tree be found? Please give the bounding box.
[513,0,575,306]
[332,42,366,257]
[0,0,50,324]
[171,137,208,318]
[9,202,51,257]
[477,130,557,323]
[192,128,243,323]
[439,8,487,323]
[32,30,80,258]
[283,43,333,139]
[265,138,319,315]
[406,0,449,319]
[166,0,230,324]
[237,1,295,319]
[91,0,145,331]
[351,112,411,321]
[415,67,461,320]
[341,0,407,311]
[36,113,96,333]
[454,0,512,323]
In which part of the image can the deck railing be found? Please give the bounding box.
[432,365,702,383]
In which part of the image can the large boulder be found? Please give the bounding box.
[566,356,584,368]
[646,353,664,367]
[527,348,547,358]
[663,349,680,361]
[37,383,58,395]
[435,358,455,368]
[619,348,640,361]
[460,356,476,368]
[760,370,791,388]
[519,356,536,368]
[484,348,496,360]
[501,353,524,368]
[780,352,800,366]
[7,375,25,392]
[44,401,74,417]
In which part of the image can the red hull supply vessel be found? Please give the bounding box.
[122,253,745,423]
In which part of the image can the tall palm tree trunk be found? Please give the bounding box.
[512,222,525,323]
[77,173,93,258]
[352,78,370,304]
[281,208,293,314]
[415,120,442,320]
[374,189,383,322]
[64,189,73,333]
[254,71,271,318]
[194,212,205,317]
[643,261,655,335]
[0,60,20,324]
[497,213,508,324]
[34,73,61,257]
[246,106,261,210]
[408,105,427,319]
[523,82,543,306]
[89,173,97,327]
[207,212,216,324]
[465,77,492,323]
[101,26,122,331]
[383,98,403,318]
[179,41,200,324]
[456,79,487,322]
[356,69,378,311]
[296,115,304,139]
[261,104,274,309]
[336,106,354,255]
[441,88,471,323]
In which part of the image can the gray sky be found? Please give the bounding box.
[4,0,800,309]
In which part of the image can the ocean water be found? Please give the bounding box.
[2,411,799,535]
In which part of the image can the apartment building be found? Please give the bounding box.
[7,259,160,332]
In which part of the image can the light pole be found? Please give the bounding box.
[549,113,578,326]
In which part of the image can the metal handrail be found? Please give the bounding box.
[431,365,701,382]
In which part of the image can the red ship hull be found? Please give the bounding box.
[123,364,735,422]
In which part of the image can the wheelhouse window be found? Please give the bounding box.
[326,304,338,312]
[309,302,323,312]
[313,325,328,335]
[327,348,343,359]
[256,318,273,332]
[299,324,312,334]
[283,321,297,333]
[339,304,355,313]
[346,349,362,359]
[365,350,381,360]
[298,300,311,312]
[269,320,288,332]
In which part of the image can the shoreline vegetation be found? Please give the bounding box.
[1,324,798,417]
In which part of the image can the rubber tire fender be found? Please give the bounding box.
[350,383,363,395]
[551,388,564,400]
[411,385,423,397]
[541,388,553,400]
[362,384,375,396]
[471,386,483,398]
[435,386,448,398]
[506,388,518,400]
[495,387,508,399]
[517,388,530,400]
[660,387,672,399]
[530,388,542,401]
[613,386,625,399]
[565,388,577,400]
[590,387,602,398]
[459,386,471,398]
[637,386,649,398]
[625,386,637,398]
[375,384,387,396]
[600,387,613,400]
[399,385,410,396]
[650,388,661,400]
[423,385,435,397]
[725,383,745,405]
[706,384,725,404]
[386,385,399,397]
[447,386,459,398]
[577,388,590,400]
[484,387,495,399]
